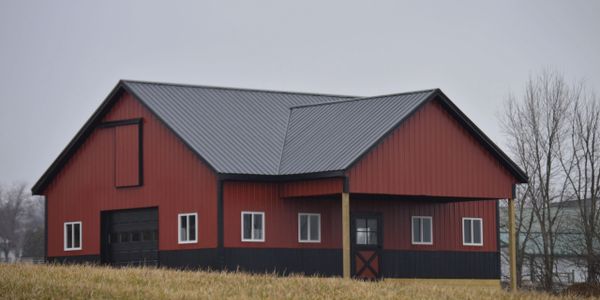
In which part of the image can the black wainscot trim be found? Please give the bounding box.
[159,249,219,270]
[224,248,342,276]
[47,249,499,280]
[381,250,500,279]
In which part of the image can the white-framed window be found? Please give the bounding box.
[355,217,379,245]
[178,213,198,244]
[64,221,82,251]
[298,213,321,243]
[462,217,483,246]
[241,211,265,242]
[411,216,433,245]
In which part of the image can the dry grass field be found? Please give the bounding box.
[0,263,584,299]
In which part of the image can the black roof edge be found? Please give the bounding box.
[218,171,346,182]
[32,81,127,194]
[121,79,358,99]
[343,89,528,184]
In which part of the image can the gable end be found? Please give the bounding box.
[31,82,220,194]
[345,91,527,184]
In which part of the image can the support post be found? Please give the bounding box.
[342,192,350,279]
[508,197,517,291]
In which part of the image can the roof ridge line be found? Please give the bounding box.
[289,88,440,109]
[276,109,295,174]
[121,79,357,99]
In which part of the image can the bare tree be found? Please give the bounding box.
[503,91,544,287]
[501,70,573,290]
[0,183,31,262]
[20,194,45,259]
[497,110,536,287]
[557,89,600,283]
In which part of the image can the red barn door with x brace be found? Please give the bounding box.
[351,213,382,280]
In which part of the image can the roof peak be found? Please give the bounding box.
[121,79,357,99]
[289,88,439,110]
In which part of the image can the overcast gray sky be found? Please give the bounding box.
[1,0,599,185]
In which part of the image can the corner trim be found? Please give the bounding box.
[44,195,48,262]
[496,200,501,278]
[216,179,224,268]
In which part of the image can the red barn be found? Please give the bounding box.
[32,80,527,282]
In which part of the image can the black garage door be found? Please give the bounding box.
[101,208,158,266]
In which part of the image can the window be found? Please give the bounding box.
[132,232,141,242]
[298,213,321,243]
[411,216,433,245]
[463,218,483,246]
[120,232,130,243]
[241,212,264,242]
[355,217,378,245]
[178,213,197,244]
[142,231,153,241]
[64,222,82,251]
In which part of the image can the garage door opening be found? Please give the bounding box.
[101,207,158,266]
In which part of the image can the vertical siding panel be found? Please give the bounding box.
[114,124,139,187]
[348,100,515,199]
[408,116,416,193]
[432,108,440,196]
[449,109,458,196]
[223,181,341,249]
[280,178,343,198]
[396,127,405,194]
[349,198,496,252]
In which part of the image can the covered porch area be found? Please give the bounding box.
[336,191,518,290]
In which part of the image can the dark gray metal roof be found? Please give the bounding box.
[279,90,436,174]
[32,80,528,194]
[123,81,355,175]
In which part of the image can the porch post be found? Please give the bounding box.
[342,192,350,279]
[508,197,517,291]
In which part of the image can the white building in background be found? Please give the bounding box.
[499,199,596,286]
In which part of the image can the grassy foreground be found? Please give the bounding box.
[0,264,578,299]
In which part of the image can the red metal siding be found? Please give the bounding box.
[280,178,343,198]
[223,181,497,252]
[45,91,217,257]
[351,198,497,252]
[114,124,140,187]
[223,181,342,249]
[348,99,516,199]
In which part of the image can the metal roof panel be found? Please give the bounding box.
[123,81,354,174]
[279,90,435,174]
[32,80,527,195]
